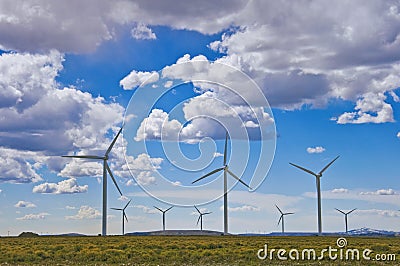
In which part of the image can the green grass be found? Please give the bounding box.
[0,235,399,265]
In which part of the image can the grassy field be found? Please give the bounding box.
[0,235,399,265]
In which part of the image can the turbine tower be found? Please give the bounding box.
[335,208,357,233]
[194,206,212,231]
[192,131,251,235]
[154,206,173,231]
[62,127,124,236]
[289,155,339,235]
[111,200,131,235]
[275,205,294,234]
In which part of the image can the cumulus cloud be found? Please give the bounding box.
[306,146,326,154]
[120,70,159,90]
[0,51,125,183]
[1,1,400,118]
[331,188,349,193]
[14,200,36,208]
[336,93,395,124]
[65,205,101,220]
[131,23,156,40]
[134,204,157,214]
[32,178,88,194]
[66,206,76,210]
[397,132,400,138]
[360,189,397,196]
[357,209,400,218]
[17,212,49,220]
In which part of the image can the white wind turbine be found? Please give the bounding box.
[192,131,251,235]
[62,127,124,236]
[154,206,173,231]
[335,208,357,233]
[194,206,212,231]
[111,200,131,235]
[275,205,294,234]
[290,155,339,235]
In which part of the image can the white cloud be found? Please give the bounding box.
[171,181,181,186]
[65,206,76,210]
[134,109,182,141]
[304,189,400,206]
[119,70,159,90]
[336,93,395,124]
[14,200,36,208]
[223,205,260,212]
[32,178,88,194]
[331,188,349,193]
[131,23,156,40]
[0,51,125,183]
[17,212,49,220]
[357,209,400,218]
[118,195,129,201]
[360,189,397,196]
[213,152,223,158]
[397,132,400,138]
[134,205,157,214]
[306,146,326,154]
[65,205,101,220]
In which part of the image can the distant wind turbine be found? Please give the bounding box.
[154,206,173,231]
[194,206,212,231]
[62,127,124,236]
[192,131,251,235]
[290,155,339,235]
[335,208,357,233]
[111,200,131,235]
[275,205,294,234]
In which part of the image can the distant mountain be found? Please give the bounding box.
[249,228,399,237]
[346,227,398,237]
[126,230,225,236]
[56,233,87,237]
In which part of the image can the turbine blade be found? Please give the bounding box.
[165,206,173,212]
[196,215,201,226]
[289,163,317,176]
[318,155,340,175]
[223,131,228,166]
[194,205,201,214]
[106,163,123,196]
[192,167,224,184]
[124,200,132,210]
[285,212,295,215]
[277,215,282,226]
[335,208,346,215]
[347,208,357,215]
[124,212,128,222]
[275,204,283,214]
[154,206,163,212]
[203,212,212,215]
[62,155,104,160]
[110,208,122,211]
[105,127,123,157]
[226,169,251,189]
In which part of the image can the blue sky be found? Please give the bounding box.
[0,1,400,236]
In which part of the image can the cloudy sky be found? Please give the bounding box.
[0,0,400,235]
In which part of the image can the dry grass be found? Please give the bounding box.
[0,235,399,265]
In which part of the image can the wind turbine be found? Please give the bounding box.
[275,205,294,234]
[289,155,339,235]
[111,200,131,235]
[194,206,212,231]
[335,208,357,233]
[62,127,124,236]
[154,206,173,231]
[192,131,251,235]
